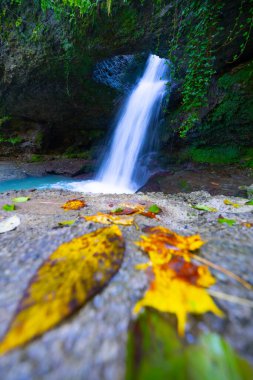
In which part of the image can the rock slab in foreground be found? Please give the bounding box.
[0,190,252,380]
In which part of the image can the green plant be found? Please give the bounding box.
[0,116,11,127]
[63,147,91,159]
[184,146,241,165]
[0,136,22,145]
[167,0,253,136]
[30,154,44,163]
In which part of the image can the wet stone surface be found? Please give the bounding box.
[0,190,253,379]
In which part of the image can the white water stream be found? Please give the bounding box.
[58,54,168,194]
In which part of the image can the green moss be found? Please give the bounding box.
[29,154,44,163]
[218,61,253,89]
[63,151,91,159]
[184,146,240,164]
[240,148,253,168]
[183,60,253,148]
[35,131,44,146]
[63,146,92,159]
[0,135,22,145]
[0,116,11,128]
[180,146,253,166]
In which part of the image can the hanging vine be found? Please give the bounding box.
[166,0,253,137]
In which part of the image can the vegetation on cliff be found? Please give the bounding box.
[0,0,252,163]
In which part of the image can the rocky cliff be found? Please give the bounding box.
[0,0,252,164]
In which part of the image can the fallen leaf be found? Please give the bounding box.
[109,203,160,219]
[58,220,75,227]
[138,226,252,290]
[148,204,162,214]
[191,204,217,212]
[245,199,253,206]
[0,225,125,355]
[119,202,146,211]
[134,263,223,336]
[241,222,253,228]
[217,218,236,227]
[166,256,216,287]
[126,310,253,380]
[140,211,157,219]
[0,215,20,234]
[12,197,30,203]
[61,199,86,211]
[2,204,15,212]
[85,213,134,226]
[136,226,205,264]
[110,207,136,215]
[134,227,223,335]
[223,199,241,208]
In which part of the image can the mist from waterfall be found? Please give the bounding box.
[59,54,169,194]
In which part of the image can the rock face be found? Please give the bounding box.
[0,0,252,159]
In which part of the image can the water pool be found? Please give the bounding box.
[0,175,76,193]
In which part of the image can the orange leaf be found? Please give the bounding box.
[134,227,223,335]
[61,199,86,211]
[140,211,157,219]
[241,222,253,228]
[136,226,205,265]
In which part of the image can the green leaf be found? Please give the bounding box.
[12,197,30,203]
[112,208,124,213]
[58,220,75,227]
[2,204,15,212]
[126,310,253,380]
[191,204,217,212]
[148,204,162,214]
[245,199,253,205]
[218,218,236,227]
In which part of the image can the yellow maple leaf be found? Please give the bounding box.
[0,225,124,355]
[134,264,223,336]
[135,226,205,264]
[84,212,134,226]
[61,199,86,210]
[134,227,223,335]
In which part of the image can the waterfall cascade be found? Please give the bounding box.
[65,54,169,194]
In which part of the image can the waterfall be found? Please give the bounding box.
[65,54,169,194]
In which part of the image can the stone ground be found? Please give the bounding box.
[0,158,86,181]
[141,163,253,197]
[0,189,253,380]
